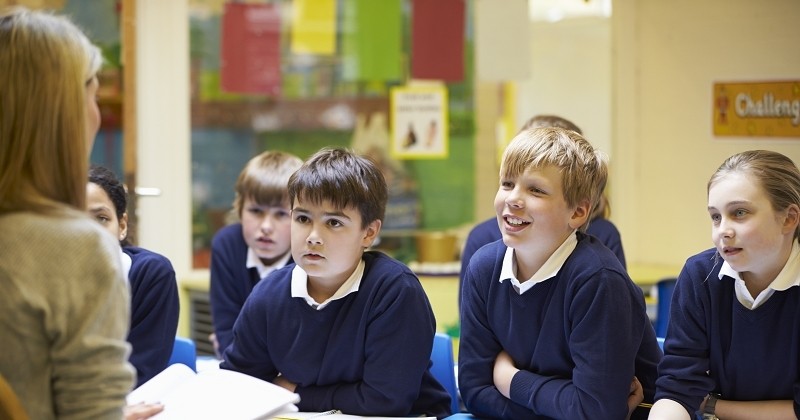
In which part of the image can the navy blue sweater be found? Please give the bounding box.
[459,233,660,419]
[459,217,626,308]
[124,246,180,387]
[656,248,800,417]
[220,251,451,419]
[210,223,292,354]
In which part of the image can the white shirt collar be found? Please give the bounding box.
[718,241,800,309]
[290,259,364,310]
[119,248,131,284]
[246,247,292,280]
[499,230,578,295]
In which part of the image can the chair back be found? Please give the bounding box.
[168,336,197,372]
[0,373,28,420]
[655,278,677,338]
[430,332,459,415]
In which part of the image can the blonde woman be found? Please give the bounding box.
[0,7,134,419]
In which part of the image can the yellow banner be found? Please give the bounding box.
[290,0,336,55]
[713,81,800,137]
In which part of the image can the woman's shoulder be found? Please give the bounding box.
[1,210,115,251]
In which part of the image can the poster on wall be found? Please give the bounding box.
[220,3,282,95]
[713,80,800,137]
[390,85,448,159]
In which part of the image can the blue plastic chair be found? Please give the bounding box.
[430,332,460,415]
[654,278,677,338]
[168,336,197,372]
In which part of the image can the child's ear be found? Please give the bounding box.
[119,212,129,242]
[361,219,382,248]
[782,204,800,235]
[568,199,591,230]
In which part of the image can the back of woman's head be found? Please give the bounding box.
[0,7,102,214]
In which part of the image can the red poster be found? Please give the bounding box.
[221,3,282,95]
[411,0,465,82]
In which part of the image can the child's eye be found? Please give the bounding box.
[248,207,264,215]
[734,208,748,218]
[709,213,721,224]
[276,209,291,219]
[500,181,514,189]
[95,215,110,224]
[294,214,309,224]
[327,219,344,228]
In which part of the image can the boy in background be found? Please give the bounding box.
[221,148,451,418]
[210,151,303,356]
[459,128,660,419]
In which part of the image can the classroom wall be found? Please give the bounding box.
[137,0,800,279]
[612,0,800,268]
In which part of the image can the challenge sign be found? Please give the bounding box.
[713,81,800,138]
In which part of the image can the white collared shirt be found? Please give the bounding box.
[119,248,131,284]
[718,241,800,310]
[499,230,579,295]
[290,259,364,310]
[246,248,292,281]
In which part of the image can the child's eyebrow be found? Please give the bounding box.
[324,210,351,220]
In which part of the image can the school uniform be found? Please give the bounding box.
[209,223,292,354]
[655,246,800,417]
[459,217,626,308]
[459,232,660,419]
[123,246,180,387]
[220,251,451,419]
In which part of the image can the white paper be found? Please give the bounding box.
[128,364,300,419]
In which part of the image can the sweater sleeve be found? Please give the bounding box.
[219,278,280,382]
[654,258,717,415]
[508,269,641,419]
[50,229,135,419]
[458,250,533,418]
[127,248,180,387]
[210,226,248,354]
[295,273,438,417]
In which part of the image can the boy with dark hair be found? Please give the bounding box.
[459,128,660,419]
[221,147,451,418]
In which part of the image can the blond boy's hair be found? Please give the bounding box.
[500,127,608,232]
[232,151,303,219]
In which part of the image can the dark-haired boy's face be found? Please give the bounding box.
[290,198,380,289]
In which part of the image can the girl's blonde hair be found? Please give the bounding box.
[500,127,608,232]
[0,7,102,214]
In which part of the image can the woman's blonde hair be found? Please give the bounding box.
[0,6,102,214]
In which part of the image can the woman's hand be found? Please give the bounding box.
[124,402,164,420]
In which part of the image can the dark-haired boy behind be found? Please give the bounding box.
[221,148,451,418]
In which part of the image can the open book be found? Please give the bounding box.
[128,363,300,419]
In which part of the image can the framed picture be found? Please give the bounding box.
[390,84,448,159]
